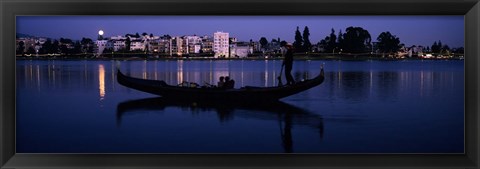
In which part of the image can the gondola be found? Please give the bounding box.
[117,66,324,101]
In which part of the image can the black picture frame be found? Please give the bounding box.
[1,0,479,168]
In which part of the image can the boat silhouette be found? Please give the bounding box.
[116,66,324,101]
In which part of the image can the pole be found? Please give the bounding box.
[277,63,284,86]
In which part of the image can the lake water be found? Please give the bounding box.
[16,59,464,153]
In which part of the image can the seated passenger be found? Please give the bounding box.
[228,79,235,89]
[224,76,235,89]
[217,76,225,88]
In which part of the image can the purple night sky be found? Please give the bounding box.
[17,16,464,48]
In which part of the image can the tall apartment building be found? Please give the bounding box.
[213,31,229,58]
[170,37,184,56]
[201,36,214,54]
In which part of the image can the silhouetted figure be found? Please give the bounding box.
[277,41,288,86]
[224,76,235,89]
[224,76,230,88]
[217,76,225,88]
[282,43,295,85]
[228,79,235,89]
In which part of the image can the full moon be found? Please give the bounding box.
[98,30,104,36]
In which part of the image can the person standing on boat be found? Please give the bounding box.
[281,41,295,85]
[280,41,288,55]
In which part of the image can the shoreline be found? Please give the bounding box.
[15,56,465,61]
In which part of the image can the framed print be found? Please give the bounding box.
[1,0,479,168]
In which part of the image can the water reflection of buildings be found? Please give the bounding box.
[17,61,461,103]
[17,61,110,94]
[323,69,459,102]
[98,64,106,100]
[125,60,285,88]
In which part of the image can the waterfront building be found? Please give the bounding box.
[230,42,252,58]
[408,45,424,57]
[112,40,126,52]
[178,36,188,55]
[95,30,108,56]
[95,40,108,56]
[266,40,281,53]
[130,40,146,51]
[214,31,229,58]
[201,36,214,54]
[184,35,202,54]
[156,38,171,54]
[106,41,114,51]
[185,35,202,45]
[107,36,127,52]
[110,35,126,40]
[250,41,261,53]
[170,37,184,56]
[189,44,202,54]
[35,38,47,46]
[149,39,161,54]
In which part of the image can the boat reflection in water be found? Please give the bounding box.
[116,97,324,153]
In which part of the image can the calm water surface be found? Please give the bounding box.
[16,59,464,153]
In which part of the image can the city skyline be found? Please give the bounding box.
[17,16,464,48]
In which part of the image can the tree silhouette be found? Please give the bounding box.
[17,41,25,56]
[376,31,401,54]
[259,37,268,49]
[293,26,303,51]
[60,38,73,55]
[60,44,69,55]
[303,26,312,52]
[342,27,371,53]
[52,40,60,54]
[126,37,131,52]
[337,29,343,50]
[41,39,52,54]
[27,47,36,54]
[431,41,440,53]
[318,39,327,52]
[80,38,94,53]
[322,28,337,53]
[74,41,82,54]
[441,45,450,55]
[442,45,450,51]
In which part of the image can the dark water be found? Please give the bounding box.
[16,59,464,153]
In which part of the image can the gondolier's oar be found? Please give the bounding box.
[277,63,284,86]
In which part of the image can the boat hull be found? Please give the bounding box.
[117,68,324,101]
